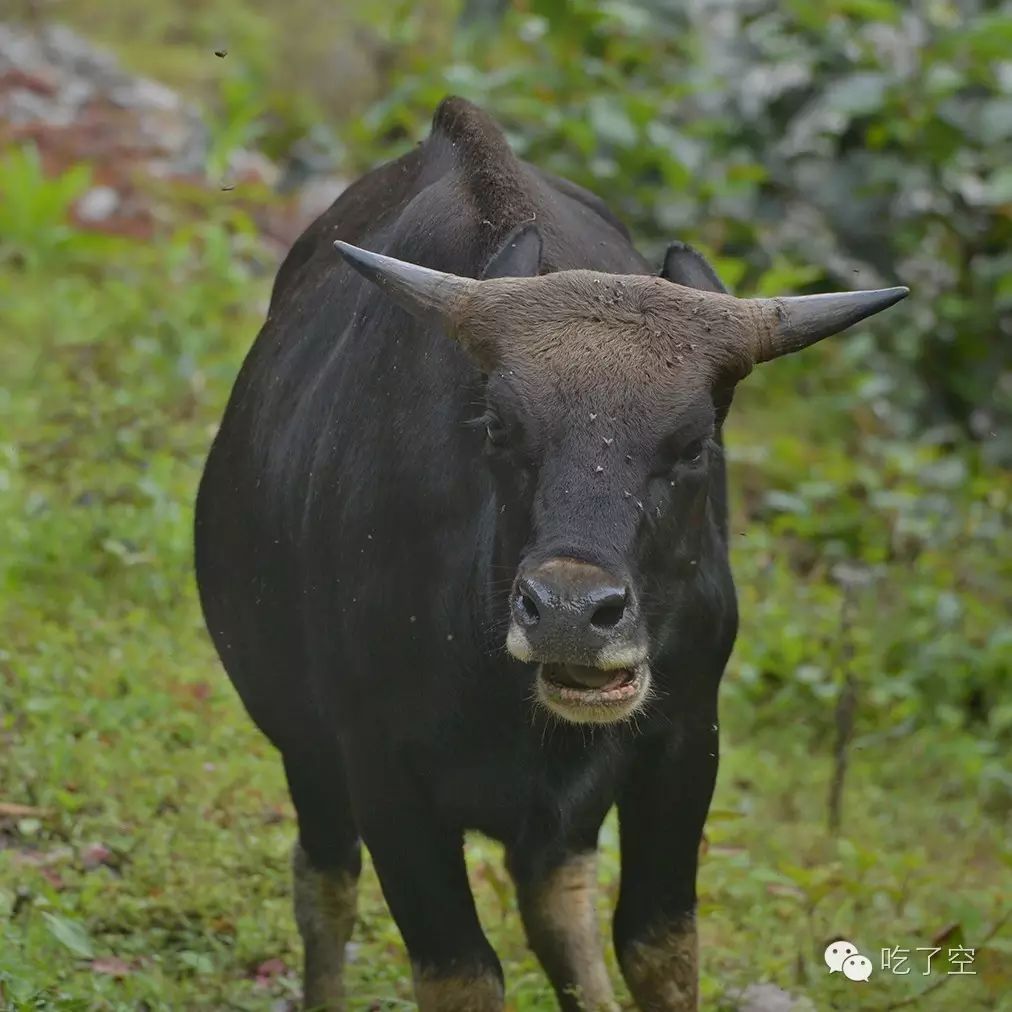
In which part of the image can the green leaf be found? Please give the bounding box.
[981,167,1012,206]
[42,913,95,959]
[826,72,889,118]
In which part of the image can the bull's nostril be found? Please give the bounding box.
[516,588,541,626]
[590,591,627,629]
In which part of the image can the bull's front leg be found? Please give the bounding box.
[613,709,718,1012]
[343,746,504,1012]
[510,848,619,1012]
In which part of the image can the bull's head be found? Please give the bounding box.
[335,227,907,725]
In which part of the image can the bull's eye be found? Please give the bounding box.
[484,415,509,447]
[650,435,709,479]
[680,438,705,466]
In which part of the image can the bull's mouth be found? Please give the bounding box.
[536,661,650,724]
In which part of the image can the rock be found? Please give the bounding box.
[226,148,281,189]
[0,21,211,223]
[76,185,119,223]
[731,982,816,1012]
[0,19,348,245]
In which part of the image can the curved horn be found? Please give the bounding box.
[334,241,478,328]
[753,286,909,362]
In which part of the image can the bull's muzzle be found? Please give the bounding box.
[506,558,650,724]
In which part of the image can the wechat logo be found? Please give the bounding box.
[825,940,873,982]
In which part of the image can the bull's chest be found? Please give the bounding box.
[430,729,623,850]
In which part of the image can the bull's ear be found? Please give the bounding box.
[481,223,543,280]
[660,241,728,294]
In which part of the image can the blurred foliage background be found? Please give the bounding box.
[1,0,1009,1009]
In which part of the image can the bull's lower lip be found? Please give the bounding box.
[536,662,650,723]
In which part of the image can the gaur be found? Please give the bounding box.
[195,97,907,1011]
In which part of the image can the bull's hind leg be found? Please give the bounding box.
[284,747,361,1011]
[510,848,619,1012]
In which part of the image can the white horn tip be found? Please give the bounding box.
[882,285,910,303]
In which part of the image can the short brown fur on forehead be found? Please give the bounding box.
[455,270,763,390]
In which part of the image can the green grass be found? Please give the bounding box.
[1,150,1009,1011]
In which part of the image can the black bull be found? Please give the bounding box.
[195,97,906,1011]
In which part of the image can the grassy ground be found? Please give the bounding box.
[1,49,1010,1012]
